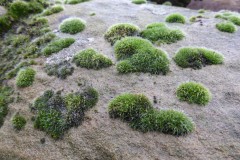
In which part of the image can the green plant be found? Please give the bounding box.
[28,0,45,14]
[65,0,89,4]
[12,113,27,130]
[108,93,195,136]
[198,9,205,14]
[176,82,212,105]
[16,67,36,87]
[132,0,146,4]
[0,15,12,34]
[104,23,140,45]
[42,5,64,16]
[8,1,30,19]
[73,49,113,69]
[10,34,30,47]
[228,16,240,26]
[174,47,224,69]
[60,18,85,34]
[117,48,170,75]
[32,88,98,139]
[0,96,8,127]
[189,16,197,22]
[162,1,172,6]
[140,23,185,44]
[42,38,75,56]
[45,61,74,79]
[165,13,186,24]
[114,37,153,60]
[216,22,237,33]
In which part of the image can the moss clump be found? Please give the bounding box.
[117,48,170,75]
[9,34,30,47]
[174,47,224,69]
[16,67,36,87]
[114,37,153,60]
[132,0,146,4]
[109,93,195,136]
[0,96,8,127]
[114,37,170,75]
[165,13,186,24]
[73,49,113,69]
[0,15,13,34]
[12,113,27,130]
[42,38,75,56]
[65,0,88,4]
[140,23,185,44]
[42,5,64,16]
[45,61,74,79]
[198,9,205,14]
[216,22,237,33]
[162,1,172,6]
[32,88,98,139]
[228,16,240,26]
[60,18,85,34]
[176,82,212,105]
[104,23,140,45]
[189,16,197,23]
[8,1,30,18]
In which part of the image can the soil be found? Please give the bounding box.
[1,0,240,160]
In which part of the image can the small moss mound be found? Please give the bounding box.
[12,113,27,130]
[114,37,170,75]
[60,18,85,34]
[228,16,240,26]
[65,0,88,4]
[162,1,172,6]
[165,13,186,24]
[0,97,8,127]
[42,5,64,16]
[45,61,74,79]
[32,88,98,139]
[73,49,113,69]
[132,0,146,4]
[104,23,140,45]
[8,1,30,18]
[16,67,36,88]
[176,82,212,105]
[140,23,185,44]
[198,9,205,14]
[216,22,237,33]
[109,93,195,136]
[174,47,224,69]
[114,37,153,60]
[43,38,75,56]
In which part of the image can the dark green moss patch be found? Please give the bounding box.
[32,88,98,139]
[65,0,89,4]
[104,23,140,45]
[16,67,36,87]
[174,47,224,69]
[114,37,170,75]
[176,82,212,105]
[45,61,74,79]
[140,23,184,44]
[12,113,27,130]
[73,49,113,69]
[42,38,75,56]
[60,18,85,34]
[109,93,195,136]
[165,13,186,24]
[132,0,146,4]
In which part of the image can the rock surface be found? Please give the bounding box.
[1,0,240,160]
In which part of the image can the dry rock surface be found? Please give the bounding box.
[1,0,240,160]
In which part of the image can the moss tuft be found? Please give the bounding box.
[16,67,36,87]
[65,0,89,4]
[174,47,224,69]
[216,22,237,33]
[42,5,64,16]
[73,49,113,69]
[114,37,170,75]
[165,13,186,24]
[43,38,75,56]
[228,16,240,26]
[109,93,195,136]
[60,18,85,34]
[140,22,185,44]
[162,1,172,6]
[132,0,146,4]
[45,61,74,79]
[12,113,27,130]
[104,23,140,45]
[8,1,30,18]
[176,82,212,105]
